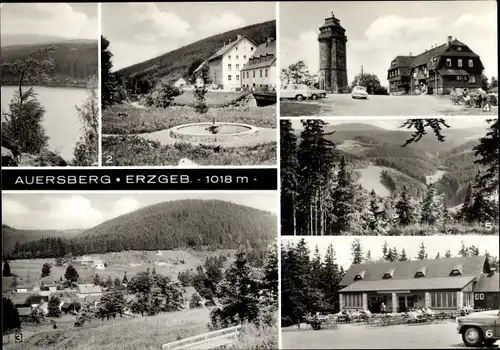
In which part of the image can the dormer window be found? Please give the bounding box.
[383,268,395,279]
[415,266,426,278]
[468,59,473,67]
[450,264,463,276]
[457,47,462,51]
[446,58,451,67]
[354,270,365,281]
[458,59,463,67]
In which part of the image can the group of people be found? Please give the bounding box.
[451,87,490,109]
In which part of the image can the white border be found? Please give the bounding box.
[97,2,103,166]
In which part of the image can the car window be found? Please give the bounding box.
[283,85,288,90]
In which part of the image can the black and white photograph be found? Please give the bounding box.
[100,2,277,166]
[1,3,99,167]
[280,118,499,235]
[281,236,500,349]
[279,1,498,117]
[1,192,278,349]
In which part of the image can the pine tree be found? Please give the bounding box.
[330,156,357,233]
[468,245,480,256]
[366,250,372,260]
[395,186,414,226]
[420,183,441,225]
[322,244,343,311]
[101,36,118,107]
[416,242,427,260]
[3,260,12,277]
[399,249,408,261]
[444,250,452,258]
[389,247,399,262]
[382,241,388,259]
[93,273,101,286]
[458,240,468,257]
[64,265,79,283]
[435,252,441,259]
[471,171,498,223]
[368,190,388,234]
[281,120,299,235]
[351,239,364,264]
[473,119,499,193]
[122,272,128,284]
[2,297,21,332]
[311,245,323,289]
[41,263,51,278]
[48,296,61,317]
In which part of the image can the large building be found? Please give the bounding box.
[240,37,276,92]
[387,36,484,95]
[318,12,348,94]
[206,35,258,91]
[338,256,499,314]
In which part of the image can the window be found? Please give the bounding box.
[253,70,255,78]
[228,75,232,81]
[469,59,473,67]
[415,266,426,278]
[458,59,463,67]
[354,271,366,281]
[430,292,457,308]
[228,55,231,60]
[265,69,268,77]
[236,75,239,81]
[236,55,239,60]
[236,64,239,70]
[235,46,238,51]
[244,55,247,59]
[260,70,263,78]
[470,75,476,84]
[450,265,463,276]
[344,293,363,308]
[457,47,462,51]
[247,72,249,78]
[446,58,451,67]
[457,76,462,80]
[251,47,254,51]
[383,268,395,279]
[228,64,232,71]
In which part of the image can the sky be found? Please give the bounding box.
[280,1,498,87]
[282,236,500,270]
[0,3,98,39]
[102,2,276,70]
[288,117,494,130]
[2,192,277,230]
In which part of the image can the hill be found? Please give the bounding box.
[7,200,277,259]
[0,34,94,47]
[0,40,98,86]
[2,225,83,256]
[116,20,276,86]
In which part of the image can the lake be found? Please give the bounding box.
[1,85,87,161]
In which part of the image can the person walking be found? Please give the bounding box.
[380,302,387,314]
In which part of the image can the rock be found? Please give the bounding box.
[1,146,17,166]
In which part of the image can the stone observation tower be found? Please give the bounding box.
[318,12,348,93]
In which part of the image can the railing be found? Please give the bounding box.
[162,325,241,350]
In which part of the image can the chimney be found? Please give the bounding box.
[447,36,452,44]
[409,52,412,56]
[228,38,232,44]
[237,34,241,40]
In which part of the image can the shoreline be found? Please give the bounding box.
[1,83,86,89]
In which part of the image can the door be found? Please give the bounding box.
[398,296,406,313]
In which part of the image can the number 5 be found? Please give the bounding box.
[485,222,492,231]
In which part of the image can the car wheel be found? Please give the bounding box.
[462,327,484,347]
[483,339,496,346]
[295,95,304,101]
[311,94,318,100]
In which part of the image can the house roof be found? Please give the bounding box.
[82,295,101,304]
[77,284,102,294]
[241,39,276,71]
[193,60,207,74]
[207,35,258,62]
[17,307,32,317]
[475,273,499,293]
[339,256,487,287]
[389,56,414,70]
[241,57,276,71]
[339,276,476,293]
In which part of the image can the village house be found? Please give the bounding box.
[338,255,499,314]
[241,37,276,92]
[15,285,30,293]
[79,255,93,266]
[17,306,32,321]
[204,35,258,91]
[76,283,102,299]
[173,77,187,89]
[93,259,105,270]
[387,36,484,95]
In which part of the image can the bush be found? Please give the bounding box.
[177,269,194,287]
[145,81,181,108]
[189,292,203,309]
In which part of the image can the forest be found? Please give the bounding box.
[280,119,499,235]
[281,238,499,327]
[1,41,98,86]
[4,200,276,260]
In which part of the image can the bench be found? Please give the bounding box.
[162,325,241,350]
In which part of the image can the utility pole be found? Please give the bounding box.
[361,65,364,78]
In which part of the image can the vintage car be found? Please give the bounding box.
[351,86,369,99]
[457,309,500,347]
[308,86,328,99]
[280,84,314,100]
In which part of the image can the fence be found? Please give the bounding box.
[162,325,241,350]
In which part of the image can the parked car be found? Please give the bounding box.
[457,309,500,347]
[280,84,314,100]
[309,87,328,99]
[351,86,369,99]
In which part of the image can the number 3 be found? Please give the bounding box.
[485,329,493,338]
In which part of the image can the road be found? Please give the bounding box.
[280,94,499,117]
[282,322,500,349]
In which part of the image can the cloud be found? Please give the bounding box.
[197,12,246,37]
[40,195,104,229]
[453,12,497,30]
[2,199,30,217]
[1,3,97,39]
[280,30,319,74]
[112,197,141,217]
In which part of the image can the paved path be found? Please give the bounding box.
[282,322,499,349]
[281,94,498,117]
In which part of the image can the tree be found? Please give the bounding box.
[95,290,126,320]
[189,292,203,309]
[416,242,428,260]
[280,120,299,235]
[322,243,343,311]
[41,262,51,278]
[395,186,414,226]
[382,241,388,258]
[187,58,205,80]
[114,278,122,289]
[105,276,114,289]
[101,36,118,107]
[458,183,474,222]
[48,296,61,318]
[473,119,499,194]
[93,273,101,286]
[122,273,128,284]
[400,119,450,147]
[351,72,387,95]
[3,260,12,277]
[281,61,317,86]
[146,80,181,108]
[74,301,95,327]
[351,239,364,264]
[73,75,98,166]
[55,257,63,267]
[470,170,498,223]
[420,183,441,226]
[368,190,388,234]
[435,252,441,259]
[481,73,489,90]
[490,77,498,90]
[444,250,452,258]
[330,156,357,233]
[2,297,21,333]
[399,249,408,261]
[64,265,79,283]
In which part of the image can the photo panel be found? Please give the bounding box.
[100,2,278,166]
[279,1,498,117]
[281,235,500,349]
[280,117,499,236]
[1,3,99,167]
[2,191,279,348]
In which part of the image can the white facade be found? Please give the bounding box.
[207,36,257,91]
[241,62,277,91]
[173,78,187,88]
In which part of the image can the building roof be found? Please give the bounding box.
[93,260,103,265]
[475,273,499,293]
[77,284,102,294]
[17,307,32,317]
[241,57,276,71]
[339,256,487,287]
[207,35,258,62]
[82,295,101,304]
[389,56,415,70]
[339,276,476,293]
[241,39,276,71]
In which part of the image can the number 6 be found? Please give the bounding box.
[485,329,493,338]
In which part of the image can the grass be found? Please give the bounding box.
[229,322,279,350]
[8,308,212,350]
[173,91,250,107]
[102,104,276,135]
[280,101,322,116]
[102,136,276,166]
[385,223,499,236]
